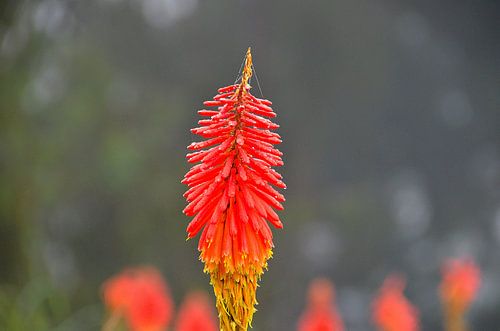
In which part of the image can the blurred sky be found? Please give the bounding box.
[0,0,499,330]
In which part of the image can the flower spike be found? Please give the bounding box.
[175,291,218,331]
[298,278,345,331]
[101,267,173,331]
[371,275,420,331]
[439,257,481,331]
[183,48,285,330]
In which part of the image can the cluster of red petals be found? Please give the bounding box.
[182,82,285,275]
[440,257,481,313]
[102,267,173,331]
[371,275,420,331]
[175,291,218,331]
[298,278,345,331]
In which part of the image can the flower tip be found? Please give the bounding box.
[246,47,252,59]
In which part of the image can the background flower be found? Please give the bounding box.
[372,275,420,331]
[298,278,345,331]
[440,258,481,314]
[102,267,173,331]
[175,291,217,331]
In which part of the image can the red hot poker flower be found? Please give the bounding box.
[371,275,420,331]
[103,270,136,314]
[102,267,173,331]
[440,257,481,331]
[297,278,345,331]
[175,291,218,331]
[182,48,285,330]
[440,257,481,314]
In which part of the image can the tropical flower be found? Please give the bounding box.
[175,291,218,331]
[182,47,285,330]
[440,257,481,331]
[102,267,173,331]
[297,278,345,331]
[371,275,420,331]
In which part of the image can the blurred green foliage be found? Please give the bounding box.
[0,279,103,331]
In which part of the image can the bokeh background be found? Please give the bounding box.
[1,0,499,330]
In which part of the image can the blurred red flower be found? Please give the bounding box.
[372,275,420,331]
[103,270,136,313]
[440,257,481,314]
[298,278,345,331]
[102,267,173,331]
[175,291,218,331]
